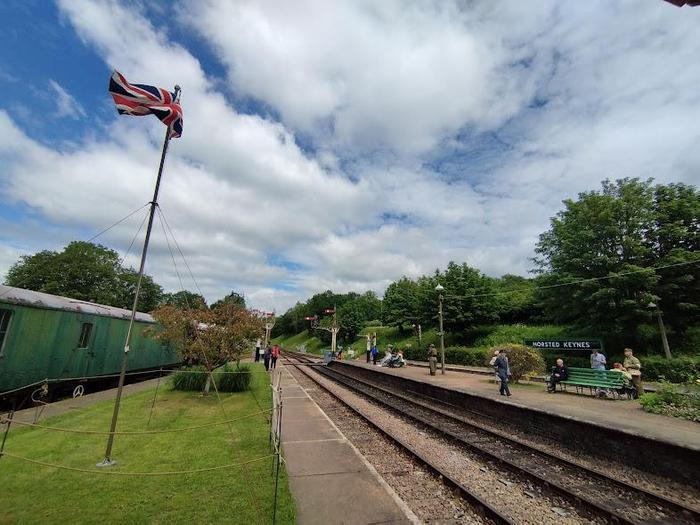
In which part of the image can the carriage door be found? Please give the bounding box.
[77,318,95,377]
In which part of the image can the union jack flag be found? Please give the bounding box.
[108,71,183,138]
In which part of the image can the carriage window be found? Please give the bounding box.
[78,323,93,348]
[0,309,12,357]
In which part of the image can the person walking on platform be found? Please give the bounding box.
[623,348,644,398]
[493,350,511,396]
[428,344,438,375]
[263,344,272,371]
[255,338,262,362]
[547,358,568,393]
[271,344,280,370]
[366,334,371,363]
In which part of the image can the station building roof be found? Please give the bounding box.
[0,285,154,322]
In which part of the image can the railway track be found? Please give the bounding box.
[284,353,700,525]
[283,353,513,524]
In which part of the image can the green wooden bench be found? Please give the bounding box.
[557,367,628,398]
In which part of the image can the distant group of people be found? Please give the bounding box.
[254,338,279,371]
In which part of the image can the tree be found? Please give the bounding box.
[534,178,699,341]
[152,302,264,393]
[4,241,163,311]
[337,301,363,342]
[429,262,500,333]
[382,277,420,332]
[210,291,245,310]
[494,275,541,323]
[161,290,207,309]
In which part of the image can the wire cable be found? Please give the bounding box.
[0,451,274,476]
[2,408,273,435]
[86,203,150,243]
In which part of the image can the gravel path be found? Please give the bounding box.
[289,363,598,524]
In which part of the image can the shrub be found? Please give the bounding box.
[364,320,383,327]
[171,366,209,391]
[640,382,700,422]
[491,343,545,383]
[639,356,700,383]
[402,345,490,367]
[216,363,252,392]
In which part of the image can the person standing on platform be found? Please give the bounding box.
[263,344,272,371]
[371,344,379,365]
[366,334,371,363]
[271,344,280,370]
[590,348,607,370]
[494,350,512,396]
[255,338,262,362]
[623,348,644,398]
[428,344,438,375]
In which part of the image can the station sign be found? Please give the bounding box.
[523,339,603,351]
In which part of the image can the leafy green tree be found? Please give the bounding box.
[210,291,245,310]
[161,290,207,309]
[382,277,420,332]
[534,178,699,340]
[4,241,163,311]
[428,262,500,333]
[494,274,541,323]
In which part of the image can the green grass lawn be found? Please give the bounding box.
[0,365,295,524]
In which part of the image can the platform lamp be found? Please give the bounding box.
[435,284,446,374]
[647,302,672,360]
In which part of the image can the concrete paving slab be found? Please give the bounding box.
[273,363,417,525]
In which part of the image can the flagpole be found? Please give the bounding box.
[97,86,180,467]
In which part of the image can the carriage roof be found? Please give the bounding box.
[0,285,155,323]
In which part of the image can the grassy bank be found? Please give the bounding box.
[0,365,295,524]
[272,330,326,355]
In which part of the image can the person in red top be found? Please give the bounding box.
[271,345,280,370]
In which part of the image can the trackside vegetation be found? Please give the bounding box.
[0,365,295,524]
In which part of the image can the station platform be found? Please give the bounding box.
[274,363,417,525]
[343,360,700,451]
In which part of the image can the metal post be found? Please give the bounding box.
[438,293,445,374]
[656,311,672,360]
[97,120,175,467]
[0,402,15,461]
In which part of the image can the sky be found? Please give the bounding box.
[0,0,698,313]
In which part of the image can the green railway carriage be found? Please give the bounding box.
[0,285,179,394]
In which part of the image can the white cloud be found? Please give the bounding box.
[48,79,86,119]
[1,0,699,314]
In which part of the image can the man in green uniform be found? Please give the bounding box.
[623,348,644,398]
[428,344,438,376]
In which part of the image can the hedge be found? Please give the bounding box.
[403,345,490,367]
[172,363,253,392]
[638,356,700,383]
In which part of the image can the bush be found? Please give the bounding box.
[171,365,209,391]
[216,363,252,392]
[364,320,383,327]
[491,343,545,383]
[639,356,700,383]
[640,382,700,422]
[402,345,490,367]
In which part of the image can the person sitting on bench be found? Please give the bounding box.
[611,362,635,398]
[547,358,569,393]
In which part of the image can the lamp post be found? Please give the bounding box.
[648,302,672,360]
[435,284,445,374]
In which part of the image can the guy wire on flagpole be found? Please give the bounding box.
[97,85,181,467]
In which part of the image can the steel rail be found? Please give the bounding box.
[282,355,513,525]
[317,364,699,525]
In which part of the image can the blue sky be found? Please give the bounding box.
[0,0,698,312]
